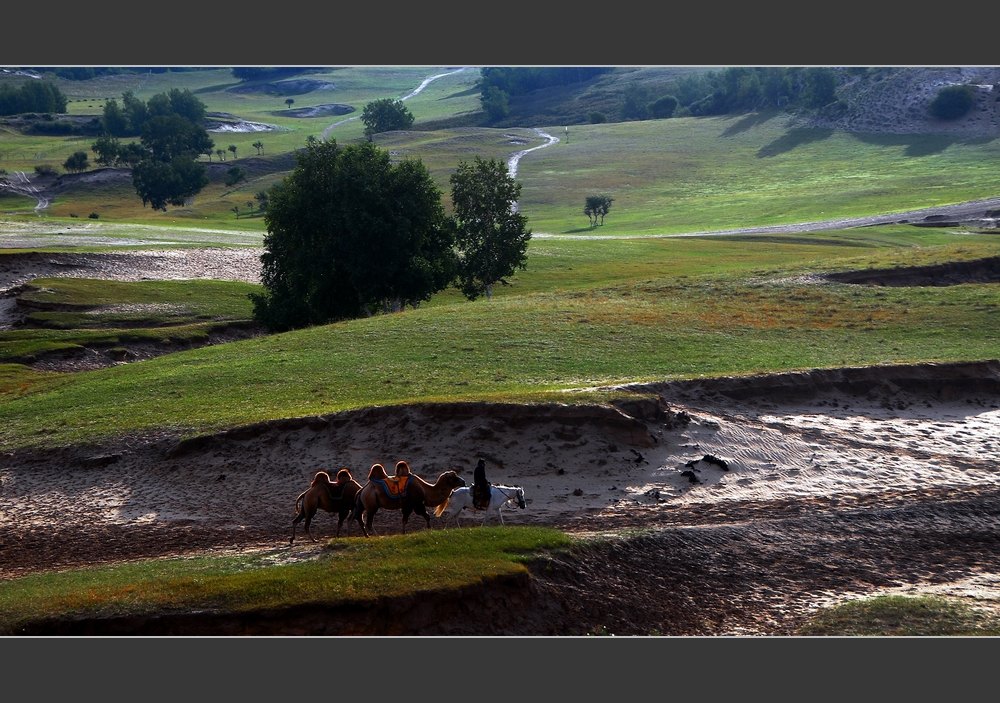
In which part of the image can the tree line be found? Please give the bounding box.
[0,81,67,116]
[478,67,613,122]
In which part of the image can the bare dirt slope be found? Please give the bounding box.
[3,360,999,635]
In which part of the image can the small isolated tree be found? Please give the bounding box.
[228,144,238,160]
[232,205,240,219]
[251,137,456,331]
[252,140,263,155]
[361,98,414,141]
[63,150,89,173]
[285,98,294,109]
[91,135,121,166]
[584,194,614,227]
[217,148,226,162]
[450,156,531,301]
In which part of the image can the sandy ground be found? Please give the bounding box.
[1,359,999,635]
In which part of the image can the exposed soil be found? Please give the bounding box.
[228,79,336,96]
[3,360,999,636]
[280,104,355,119]
[824,256,1000,286]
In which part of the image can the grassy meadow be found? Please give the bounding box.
[1,224,997,450]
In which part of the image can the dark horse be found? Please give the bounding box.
[290,468,363,544]
[352,461,466,537]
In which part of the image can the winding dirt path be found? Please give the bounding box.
[0,171,49,213]
[320,67,472,141]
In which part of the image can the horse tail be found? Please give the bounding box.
[433,493,452,518]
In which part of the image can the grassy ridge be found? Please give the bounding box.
[797,595,1000,636]
[0,527,570,635]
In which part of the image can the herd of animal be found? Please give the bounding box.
[290,460,528,545]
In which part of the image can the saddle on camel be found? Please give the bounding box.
[473,458,491,510]
[369,460,413,500]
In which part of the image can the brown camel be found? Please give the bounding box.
[290,468,363,544]
[352,464,466,537]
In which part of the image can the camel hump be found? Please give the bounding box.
[368,464,388,480]
[311,470,333,487]
[394,460,411,477]
[335,468,353,483]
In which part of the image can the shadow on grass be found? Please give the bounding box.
[851,132,997,157]
[441,86,480,100]
[705,235,879,248]
[193,83,242,95]
[721,111,780,137]
[564,226,603,234]
[757,128,834,157]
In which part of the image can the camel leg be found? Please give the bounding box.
[498,507,505,526]
[414,502,431,530]
[305,509,317,542]
[365,506,377,537]
[291,508,306,545]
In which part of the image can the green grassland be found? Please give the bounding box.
[1,226,996,450]
[0,67,480,173]
[517,115,1000,234]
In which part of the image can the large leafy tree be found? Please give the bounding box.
[123,90,213,211]
[251,137,456,331]
[360,98,414,141]
[450,156,531,300]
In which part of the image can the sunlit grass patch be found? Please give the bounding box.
[797,595,1000,636]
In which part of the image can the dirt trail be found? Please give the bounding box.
[320,67,471,140]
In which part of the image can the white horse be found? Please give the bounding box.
[441,484,526,526]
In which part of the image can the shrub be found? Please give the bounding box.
[648,95,678,119]
[224,166,246,186]
[929,85,975,120]
[589,112,606,124]
[34,164,58,177]
[88,212,99,219]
